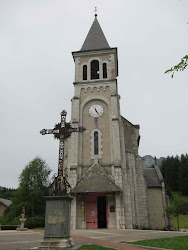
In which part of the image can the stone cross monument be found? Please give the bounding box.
[40,110,85,195]
[39,110,85,248]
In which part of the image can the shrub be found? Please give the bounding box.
[25,216,45,229]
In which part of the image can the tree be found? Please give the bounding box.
[161,154,188,196]
[0,188,16,200]
[161,156,180,192]
[179,154,188,195]
[1,157,51,224]
[17,157,51,217]
[165,55,188,78]
[166,194,188,231]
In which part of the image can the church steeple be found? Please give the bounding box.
[80,17,110,52]
[72,16,118,83]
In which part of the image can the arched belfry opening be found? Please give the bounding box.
[103,63,107,79]
[91,60,99,80]
[83,65,87,80]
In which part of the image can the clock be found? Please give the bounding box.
[89,104,103,118]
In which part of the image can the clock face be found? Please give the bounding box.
[89,105,103,118]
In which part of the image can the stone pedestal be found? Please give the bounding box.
[16,217,28,231]
[39,195,74,249]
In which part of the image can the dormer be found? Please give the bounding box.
[72,16,118,83]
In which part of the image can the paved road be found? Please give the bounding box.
[0,230,42,250]
[0,228,187,249]
[71,228,188,243]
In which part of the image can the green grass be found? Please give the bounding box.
[172,214,188,229]
[129,235,188,250]
[170,192,188,229]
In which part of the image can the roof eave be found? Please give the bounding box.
[72,47,117,57]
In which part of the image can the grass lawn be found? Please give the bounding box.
[129,235,188,250]
[170,192,188,230]
[172,214,188,229]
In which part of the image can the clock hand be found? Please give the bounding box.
[95,108,99,115]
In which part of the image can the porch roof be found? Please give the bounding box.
[71,164,122,193]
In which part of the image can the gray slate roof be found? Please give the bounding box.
[144,168,162,188]
[80,17,110,51]
[0,198,12,207]
[71,164,122,193]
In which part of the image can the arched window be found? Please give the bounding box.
[83,65,87,80]
[103,63,107,78]
[90,129,102,160]
[91,60,99,80]
[94,131,99,155]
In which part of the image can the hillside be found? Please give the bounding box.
[142,155,165,168]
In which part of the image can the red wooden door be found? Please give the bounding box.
[86,194,98,228]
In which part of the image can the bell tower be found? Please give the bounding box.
[71,15,120,168]
[68,15,126,230]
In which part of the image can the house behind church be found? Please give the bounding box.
[0,198,12,217]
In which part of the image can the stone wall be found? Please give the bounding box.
[147,188,166,229]
[107,195,116,229]
[122,117,139,154]
[135,155,150,228]
[76,195,86,229]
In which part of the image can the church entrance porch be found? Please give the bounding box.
[86,193,108,229]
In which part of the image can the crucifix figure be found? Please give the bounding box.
[40,110,85,196]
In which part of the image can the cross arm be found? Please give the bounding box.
[40,129,60,135]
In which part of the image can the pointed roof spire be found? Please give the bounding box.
[80,15,110,52]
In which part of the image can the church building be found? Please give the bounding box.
[64,15,170,230]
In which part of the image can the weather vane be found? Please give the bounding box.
[95,7,97,17]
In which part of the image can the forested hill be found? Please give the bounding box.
[160,154,188,196]
[0,187,16,200]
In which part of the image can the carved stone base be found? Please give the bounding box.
[40,236,74,248]
[39,195,74,249]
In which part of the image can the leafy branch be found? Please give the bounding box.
[165,55,188,78]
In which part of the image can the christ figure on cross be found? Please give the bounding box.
[40,110,85,196]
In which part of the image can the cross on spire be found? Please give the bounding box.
[40,110,86,195]
[94,6,97,17]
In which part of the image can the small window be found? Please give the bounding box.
[103,63,107,78]
[83,65,87,80]
[94,131,99,155]
[91,60,99,80]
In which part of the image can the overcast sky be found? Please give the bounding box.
[0,0,188,189]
